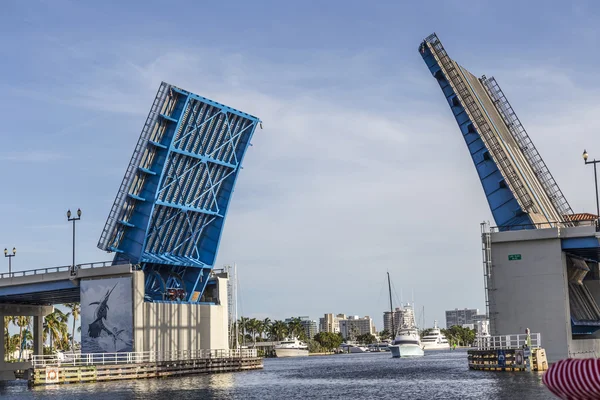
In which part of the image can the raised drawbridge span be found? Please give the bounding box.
[419,33,574,231]
[419,33,600,337]
[98,82,261,303]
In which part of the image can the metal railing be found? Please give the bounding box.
[482,76,575,222]
[32,348,258,368]
[0,261,122,280]
[490,219,600,232]
[474,333,541,350]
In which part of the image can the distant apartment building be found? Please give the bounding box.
[299,316,318,339]
[338,315,376,340]
[383,307,404,334]
[445,308,482,328]
[319,313,340,333]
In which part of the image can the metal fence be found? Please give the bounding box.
[473,333,541,350]
[490,219,600,232]
[32,349,258,367]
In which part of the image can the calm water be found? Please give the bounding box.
[0,350,554,399]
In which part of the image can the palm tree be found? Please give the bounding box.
[238,317,249,345]
[44,309,70,352]
[262,318,271,340]
[64,303,80,351]
[16,316,31,360]
[246,318,259,346]
[255,320,265,343]
[3,316,11,361]
[287,318,305,340]
[270,320,289,341]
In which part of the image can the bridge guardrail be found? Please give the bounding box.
[491,219,600,232]
[31,349,258,367]
[0,261,123,280]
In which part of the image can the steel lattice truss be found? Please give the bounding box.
[98,82,261,302]
[419,33,572,230]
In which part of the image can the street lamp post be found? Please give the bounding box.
[67,208,82,276]
[3,247,16,275]
[583,150,600,219]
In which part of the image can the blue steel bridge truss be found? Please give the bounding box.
[420,34,600,336]
[419,33,573,231]
[98,82,261,303]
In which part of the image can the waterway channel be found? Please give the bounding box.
[1,349,553,399]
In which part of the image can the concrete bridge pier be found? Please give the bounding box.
[0,304,53,381]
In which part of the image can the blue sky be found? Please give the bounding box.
[1,0,599,332]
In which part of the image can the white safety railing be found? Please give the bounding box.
[474,333,541,350]
[31,348,257,368]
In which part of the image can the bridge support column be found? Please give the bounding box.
[33,315,43,357]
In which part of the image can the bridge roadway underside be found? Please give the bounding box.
[0,264,133,305]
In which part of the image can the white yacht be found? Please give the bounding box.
[421,320,450,350]
[389,304,424,358]
[274,337,309,358]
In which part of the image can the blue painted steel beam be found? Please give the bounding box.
[154,200,223,217]
[99,82,261,302]
[419,37,532,230]
[170,147,236,169]
[0,280,78,297]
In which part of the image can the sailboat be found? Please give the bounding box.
[386,273,424,358]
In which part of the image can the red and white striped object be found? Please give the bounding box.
[543,358,600,399]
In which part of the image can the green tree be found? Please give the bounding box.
[262,318,271,340]
[269,320,288,341]
[378,330,391,340]
[246,318,260,346]
[16,316,31,359]
[314,332,343,352]
[307,339,323,353]
[356,333,376,345]
[64,303,80,351]
[441,325,476,347]
[44,309,70,352]
[3,316,10,361]
[287,318,307,341]
[238,317,249,345]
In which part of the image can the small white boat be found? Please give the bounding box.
[349,344,369,353]
[274,337,309,358]
[338,343,369,353]
[421,320,450,351]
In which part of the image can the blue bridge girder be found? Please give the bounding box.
[98,82,261,303]
[419,33,573,231]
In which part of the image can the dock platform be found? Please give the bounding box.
[30,349,262,385]
[467,333,548,372]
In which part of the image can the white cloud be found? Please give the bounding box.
[5,38,596,328]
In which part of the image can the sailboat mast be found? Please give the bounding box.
[387,272,394,335]
[234,263,239,349]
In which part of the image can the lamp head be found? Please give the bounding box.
[12,247,16,256]
[583,149,589,162]
[77,208,82,218]
[3,248,6,256]
[67,209,71,219]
